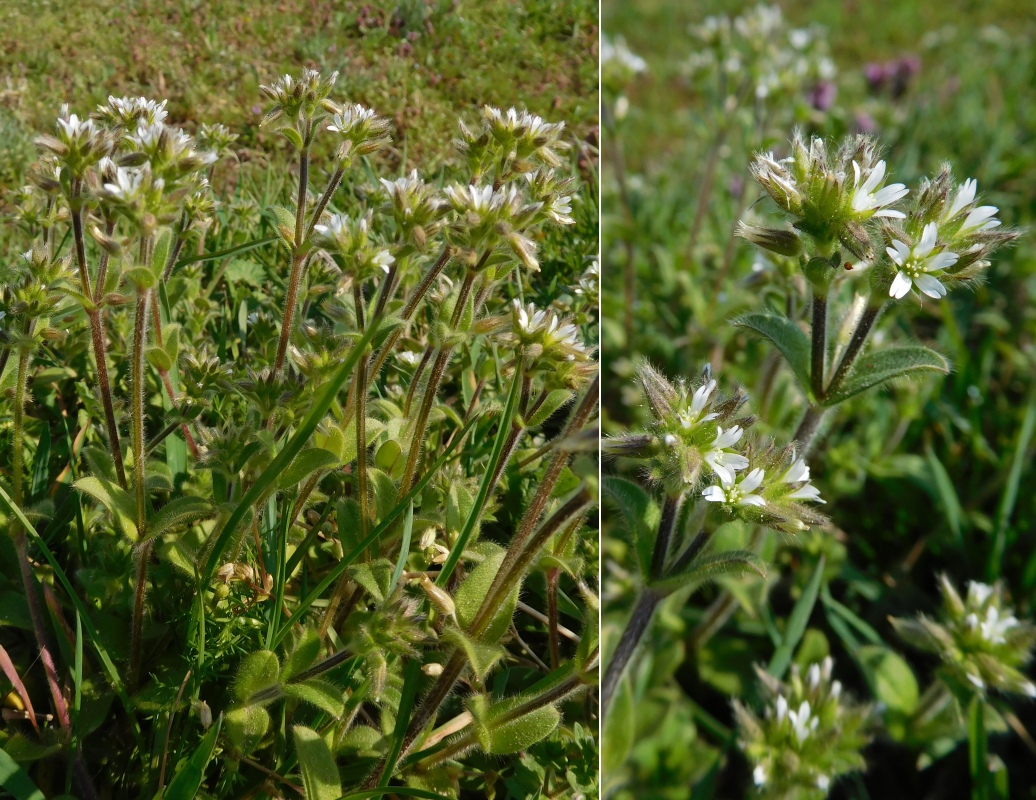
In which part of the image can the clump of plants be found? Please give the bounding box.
[602,122,1020,797]
[0,69,599,798]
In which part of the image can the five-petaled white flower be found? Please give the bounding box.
[703,425,750,483]
[702,466,765,508]
[677,380,719,431]
[851,160,908,219]
[887,222,958,299]
[787,700,819,743]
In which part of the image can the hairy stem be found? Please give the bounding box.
[601,589,662,720]
[827,296,885,396]
[354,283,369,544]
[792,405,828,456]
[128,284,152,692]
[650,494,682,579]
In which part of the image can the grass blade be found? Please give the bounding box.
[0,747,45,800]
[988,388,1036,580]
[767,556,825,679]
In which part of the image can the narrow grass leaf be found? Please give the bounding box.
[159,713,223,800]
[768,556,825,679]
[0,747,44,800]
[0,645,38,734]
[389,501,414,595]
[989,389,1036,580]
[969,695,989,800]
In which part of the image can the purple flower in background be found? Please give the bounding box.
[809,81,837,111]
[864,56,921,99]
[853,111,877,133]
[864,62,888,92]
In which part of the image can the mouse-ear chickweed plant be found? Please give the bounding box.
[602,128,1018,792]
[0,71,598,797]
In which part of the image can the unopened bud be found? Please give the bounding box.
[736,221,802,257]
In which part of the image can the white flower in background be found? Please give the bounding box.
[397,351,423,367]
[104,165,153,202]
[56,108,98,144]
[98,95,169,125]
[703,466,765,508]
[601,37,647,73]
[545,194,574,225]
[327,104,379,134]
[887,222,958,299]
[677,380,719,430]
[574,258,599,299]
[703,426,749,483]
[753,765,768,787]
[966,604,1020,645]
[851,160,908,219]
[780,457,825,503]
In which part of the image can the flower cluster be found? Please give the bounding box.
[325,102,392,161]
[36,105,114,177]
[259,69,339,127]
[379,169,449,252]
[94,95,169,127]
[735,658,875,800]
[602,36,647,111]
[891,576,1036,697]
[701,442,827,533]
[688,5,836,111]
[743,134,1019,300]
[509,300,590,369]
[313,212,395,282]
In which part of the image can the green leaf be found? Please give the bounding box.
[159,713,223,800]
[146,345,174,372]
[74,475,138,540]
[602,476,660,581]
[282,629,322,683]
[276,448,340,490]
[284,679,345,718]
[147,496,214,541]
[224,259,266,287]
[151,227,173,279]
[0,746,45,800]
[176,236,278,268]
[293,726,341,800]
[824,345,949,406]
[233,650,281,704]
[225,706,269,757]
[455,548,520,643]
[857,646,919,714]
[768,556,825,679]
[442,628,504,680]
[389,501,415,595]
[925,445,963,543]
[734,312,811,395]
[524,389,573,428]
[29,425,50,502]
[474,700,561,755]
[123,266,157,291]
[649,549,766,594]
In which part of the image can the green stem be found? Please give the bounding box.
[128,282,152,692]
[601,589,662,720]
[354,283,369,544]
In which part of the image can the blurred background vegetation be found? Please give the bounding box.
[602,1,1036,798]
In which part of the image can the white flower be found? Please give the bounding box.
[703,426,749,484]
[546,194,575,225]
[787,700,818,743]
[960,205,1001,233]
[702,467,765,508]
[780,457,825,503]
[807,663,821,689]
[946,178,977,219]
[816,775,831,791]
[574,259,599,298]
[830,680,842,700]
[601,37,647,73]
[967,581,995,607]
[514,300,552,335]
[979,605,1019,645]
[397,351,423,367]
[104,165,150,201]
[775,695,789,722]
[753,764,768,786]
[887,222,958,299]
[677,380,719,430]
[851,160,908,219]
[56,110,97,143]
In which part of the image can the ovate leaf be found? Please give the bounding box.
[146,496,214,541]
[293,726,341,800]
[233,650,281,704]
[734,313,811,395]
[649,549,766,594]
[276,448,340,490]
[284,679,345,718]
[455,547,519,643]
[857,645,919,714]
[74,476,138,540]
[824,345,949,406]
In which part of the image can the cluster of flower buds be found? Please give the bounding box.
[735,658,875,800]
[125,121,217,184]
[94,95,169,128]
[313,211,395,283]
[324,102,393,162]
[573,258,600,307]
[0,246,72,351]
[891,576,1036,698]
[259,69,339,130]
[876,169,1018,300]
[444,183,542,270]
[701,442,827,533]
[455,105,568,184]
[36,105,114,178]
[195,122,239,156]
[379,169,449,253]
[508,300,593,385]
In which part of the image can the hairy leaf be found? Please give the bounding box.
[293,725,341,800]
[648,549,766,594]
[825,345,949,405]
[734,312,812,395]
[602,476,660,581]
